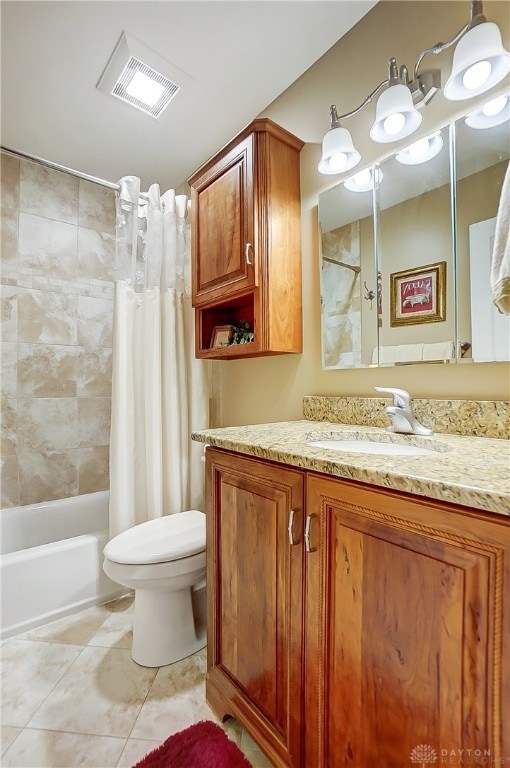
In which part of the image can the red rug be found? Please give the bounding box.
[132,720,254,768]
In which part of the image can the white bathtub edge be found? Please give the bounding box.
[0,588,129,641]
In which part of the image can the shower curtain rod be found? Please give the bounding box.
[1,145,121,191]
[1,145,159,201]
[322,256,361,273]
[2,146,193,206]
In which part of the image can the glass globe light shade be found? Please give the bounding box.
[444,22,510,100]
[318,125,361,175]
[370,83,422,143]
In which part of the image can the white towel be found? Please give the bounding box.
[392,343,423,363]
[491,161,510,315]
[376,344,423,365]
[421,341,455,361]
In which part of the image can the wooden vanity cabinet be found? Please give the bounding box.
[305,474,510,767]
[188,119,304,359]
[205,448,510,767]
[205,449,305,767]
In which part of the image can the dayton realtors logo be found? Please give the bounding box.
[410,746,509,765]
[410,744,438,766]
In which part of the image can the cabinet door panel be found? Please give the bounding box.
[192,136,254,305]
[306,476,509,767]
[218,478,280,717]
[206,449,304,767]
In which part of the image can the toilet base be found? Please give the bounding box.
[132,585,206,667]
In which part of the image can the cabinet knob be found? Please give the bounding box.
[245,242,253,266]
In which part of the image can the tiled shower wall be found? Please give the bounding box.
[320,222,361,368]
[0,151,116,508]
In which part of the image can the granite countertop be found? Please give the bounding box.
[192,420,510,517]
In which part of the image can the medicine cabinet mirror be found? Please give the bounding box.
[318,105,509,369]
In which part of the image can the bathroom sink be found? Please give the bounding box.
[306,433,448,457]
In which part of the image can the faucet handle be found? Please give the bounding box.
[374,386,412,409]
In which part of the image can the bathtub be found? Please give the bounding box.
[0,491,124,640]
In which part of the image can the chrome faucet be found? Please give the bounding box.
[374,387,433,436]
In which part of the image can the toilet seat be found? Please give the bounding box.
[104,510,205,565]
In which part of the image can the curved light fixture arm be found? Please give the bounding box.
[335,79,388,122]
[413,23,470,79]
[413,0,486,79]
[334,57,408,125]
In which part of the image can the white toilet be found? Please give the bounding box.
[103,510,206,668]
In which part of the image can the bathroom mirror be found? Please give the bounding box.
[455,113,509,363]
[318,104,509,369]
[318,173,376,368]
[376,123,454,367]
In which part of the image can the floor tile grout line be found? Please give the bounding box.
[4,602,116,735]
[3,637,88,732]
[1,726,24,762]
[1,727,130,768]
[7,725,129,739]
[23,646,157,741]
[124,663,161,742]
[114,736,159,768]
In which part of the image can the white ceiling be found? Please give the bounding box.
[1,0,376,190]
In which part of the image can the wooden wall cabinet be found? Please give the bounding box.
[205,448,510,767]
[188,119,304,359]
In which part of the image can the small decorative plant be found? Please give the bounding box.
[229,321,254,345]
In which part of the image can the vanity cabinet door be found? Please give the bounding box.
[305,475,510,767]
[205,448,304,768]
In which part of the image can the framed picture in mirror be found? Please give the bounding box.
[390,261,446,327]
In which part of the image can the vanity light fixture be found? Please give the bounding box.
[317,105,361,174]
[318,0,510,174]
[465,93,510,128]
[97,32,192,118]
[395,131,444,165]
[369,59,422,144]
[344,166,383,192]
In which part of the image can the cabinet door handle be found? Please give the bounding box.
[304,514,316,554]
[288,509,297,546]
[245,242,253,266]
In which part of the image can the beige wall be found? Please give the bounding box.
[219,0,510,427]
[379,182,454,347]
[0,151,116,507]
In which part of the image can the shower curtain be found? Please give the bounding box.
[109,176,209,538]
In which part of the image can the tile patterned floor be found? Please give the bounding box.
[0,596,273,767]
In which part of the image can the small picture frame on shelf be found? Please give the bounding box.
[210,325,232,348]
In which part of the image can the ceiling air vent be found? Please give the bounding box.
[97,32,192,119]
[112,57,179,117]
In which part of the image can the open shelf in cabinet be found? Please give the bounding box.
[195,293,259,359]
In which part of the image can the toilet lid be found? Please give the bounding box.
[103,510,206,565]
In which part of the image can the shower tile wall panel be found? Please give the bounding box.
[321,222,361,368]
[0,151,116,507]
